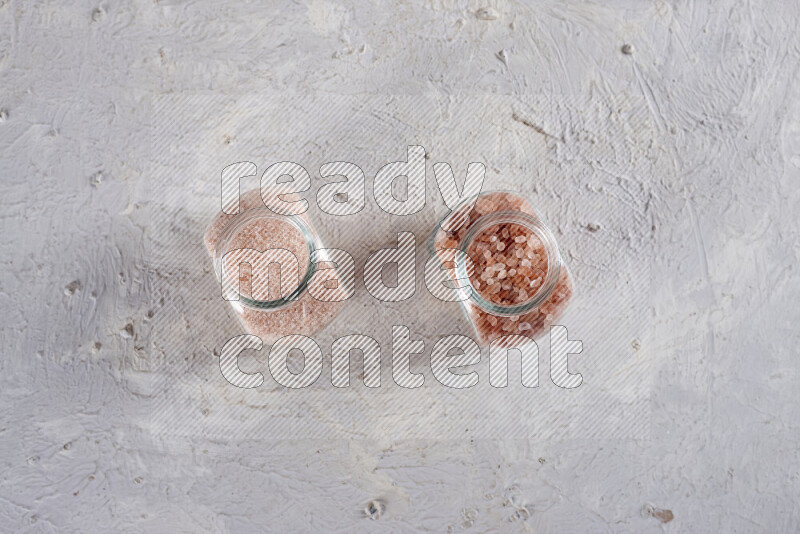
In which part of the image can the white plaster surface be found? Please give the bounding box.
[1,0,799,532]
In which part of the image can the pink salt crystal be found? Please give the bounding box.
[475,197,495,213]
[496,242,506,251]
[518,322,531,331]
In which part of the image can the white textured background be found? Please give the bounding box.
[1,0,799,532]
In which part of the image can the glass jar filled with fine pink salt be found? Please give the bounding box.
[204,190,344,344]
[431,191,573,346]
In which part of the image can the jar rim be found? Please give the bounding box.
[213,208,318,310]
[452,208,563,317]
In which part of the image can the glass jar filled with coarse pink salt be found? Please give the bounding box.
[204,190,344,344]
[431,190,573,347]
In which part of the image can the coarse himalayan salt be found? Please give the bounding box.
[433,190,573,346]
[467,222,548,306]
[205,189,343,344]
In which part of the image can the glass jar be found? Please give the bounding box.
[204,189,343,344]
[430,190,573,346]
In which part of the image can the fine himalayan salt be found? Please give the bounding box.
[433,191,573,346]
[205,190,343,344]
[222,217,310,301]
